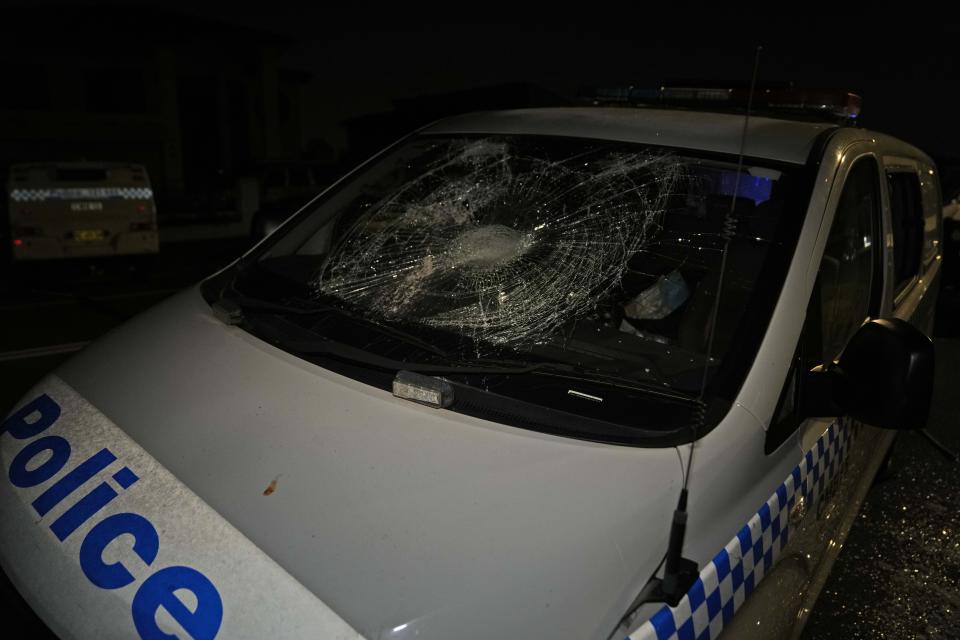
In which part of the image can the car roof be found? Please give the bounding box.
[422,107,841,165]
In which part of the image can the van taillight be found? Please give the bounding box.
[13,239,23,247]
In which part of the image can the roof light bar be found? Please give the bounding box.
[583,85,862,121]
[764,88,861,120]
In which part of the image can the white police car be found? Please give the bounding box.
[0,88,941,640]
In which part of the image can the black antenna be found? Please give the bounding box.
[621,47,764,624]
[689,44,764,482]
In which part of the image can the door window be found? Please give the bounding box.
[887,170,924,298]
[766,156,881,452]
[819,157,881,362]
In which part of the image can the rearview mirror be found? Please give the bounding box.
[803,318,934,430]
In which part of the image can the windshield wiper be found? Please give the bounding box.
[218,280,695,401]
[461,356,695,402]
[242,313,695,402]
[219,288,453,359]
[243,312,550,374]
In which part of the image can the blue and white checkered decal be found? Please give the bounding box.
[10,187,153,201]
[627,420,855,640]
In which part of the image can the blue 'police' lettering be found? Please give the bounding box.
[80,513,159,589]
[113,466,139,489]
[3,393,224,639]
[33,448,117,516]
[8,436,71,488]
[2,394,61,439]
[50,482,118,541]
[132,566,223,640]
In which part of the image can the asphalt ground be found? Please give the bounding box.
[0,241,958,639]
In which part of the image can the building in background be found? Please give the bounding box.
[0,7,310,221]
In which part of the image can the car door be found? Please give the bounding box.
[720,151,892,639]
[733,150,942,640]
[619,147,890,640]
[618,143,941,640]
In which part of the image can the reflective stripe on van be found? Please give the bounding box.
[10,188,154,201]
[628,420,856,640]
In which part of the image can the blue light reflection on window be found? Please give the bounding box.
[718,172,774,205]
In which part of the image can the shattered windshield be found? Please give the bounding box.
[251,134,806,398]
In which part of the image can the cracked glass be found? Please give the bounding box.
[256,134,803,395]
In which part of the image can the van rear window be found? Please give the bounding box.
[55,168,107,181]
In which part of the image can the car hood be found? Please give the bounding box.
[51,287,683,640]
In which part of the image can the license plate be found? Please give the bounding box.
[70,201,104,212]
[74,229,105,242]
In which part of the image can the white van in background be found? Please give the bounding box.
[6,162,159,262]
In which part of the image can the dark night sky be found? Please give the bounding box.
[182,9,960,158]
[14,3,960,160]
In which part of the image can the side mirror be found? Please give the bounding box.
[803,318,934,430]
